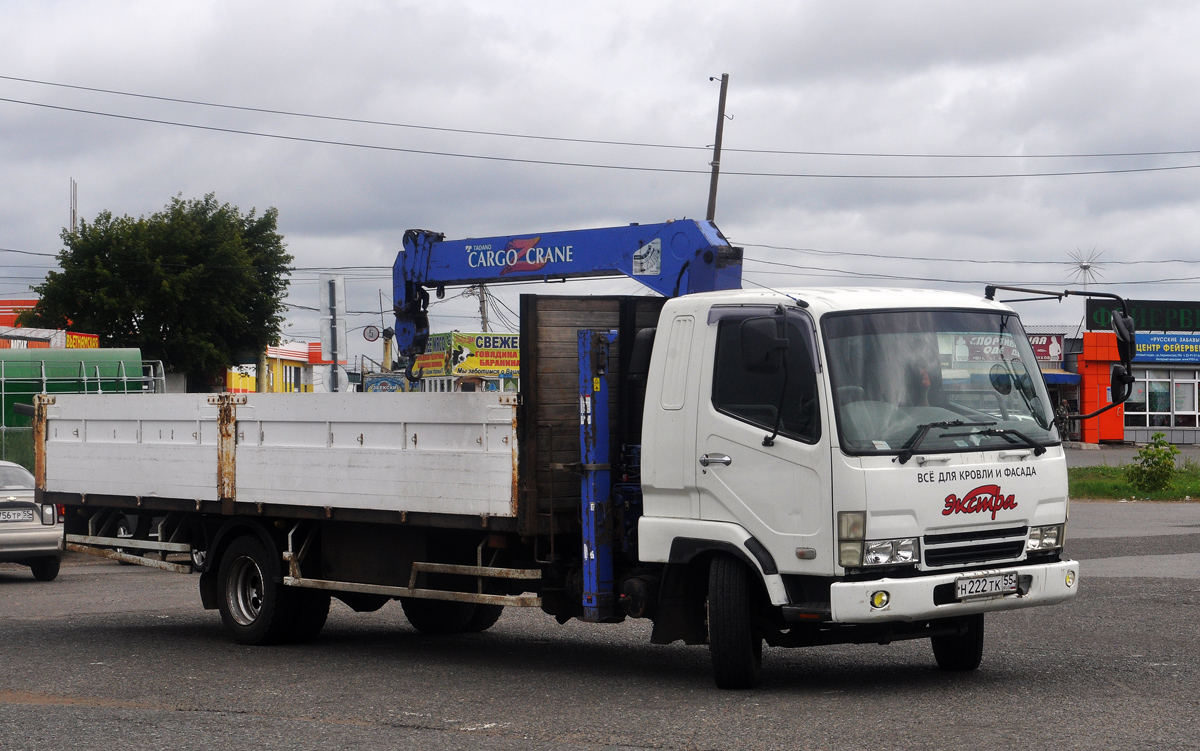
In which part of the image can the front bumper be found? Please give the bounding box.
[0,526,65,563]
[830,559,1078,623]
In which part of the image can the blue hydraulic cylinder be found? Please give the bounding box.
[579,329,617,623]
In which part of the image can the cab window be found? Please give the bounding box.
[711,310,821,443]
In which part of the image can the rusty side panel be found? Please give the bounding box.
[511,399,520,518]
[209,394,246,515]
[33,394,55,491]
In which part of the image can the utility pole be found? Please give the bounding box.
[69,178,78,233]
[467,284,490,332]
[479,284,489,333]
[328,278,339,392]
[705,73,729,222]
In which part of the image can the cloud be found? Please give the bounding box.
[2,0,1200,363]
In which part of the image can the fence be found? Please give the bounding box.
[0,358,165,469]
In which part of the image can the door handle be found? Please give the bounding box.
[699,453,732,467]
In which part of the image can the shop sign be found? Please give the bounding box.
[65,332,99,348]
[1087,299,1200,332]
[413,333,452,377]
[1133,333,1200,363]
[1026,335,1064,362]
[364,373,411,392]
[449,333,520,376]
[947,334,1021,362]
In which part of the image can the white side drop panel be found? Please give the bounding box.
[43,392,519,517]
[45,395,220,501]
[234,393,517,516]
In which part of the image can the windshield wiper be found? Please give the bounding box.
[896,420,996,465]
[940,427,1048,456]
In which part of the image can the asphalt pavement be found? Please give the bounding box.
[2,502,1199,750]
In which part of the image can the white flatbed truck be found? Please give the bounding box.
[33,281,1134,688]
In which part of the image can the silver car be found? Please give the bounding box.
[0,461,63,581]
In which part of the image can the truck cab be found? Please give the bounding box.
[638,288,1078,684]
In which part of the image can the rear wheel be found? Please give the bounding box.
[29,556,61,582]
[708,555,763,689]
[463,604,504,633]
[400,597,477,635]
[289,590,331,642]
[217,536,295,645]
[932,614,985,671]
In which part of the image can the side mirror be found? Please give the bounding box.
[988,364,1012,395]
[1110,364,1135,403]
[1111,310,1136,367]
[740,316,788,374]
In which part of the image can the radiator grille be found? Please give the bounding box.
[923,525,1027,568]
[924,540,1025,567]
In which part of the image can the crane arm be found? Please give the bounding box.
[392,219,741,377]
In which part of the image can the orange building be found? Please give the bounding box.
[1075,332,1126,443]
[0,299,37,327]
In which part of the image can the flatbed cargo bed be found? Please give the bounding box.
[40,392,519,524]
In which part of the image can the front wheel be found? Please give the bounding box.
[216,536,295,645]
[931,614,985,671]
[708,555,763,689]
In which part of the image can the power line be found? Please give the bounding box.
[6,74,1200,161]
[0,74,711,153]
[0,246,57,258]
[737,242,1200,267]
[0,96,709,176]
[7,95,1200,180]
[743,257,1200,287]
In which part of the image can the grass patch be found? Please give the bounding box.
[1069,462,1200,501]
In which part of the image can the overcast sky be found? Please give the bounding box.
[3,0,1200,367]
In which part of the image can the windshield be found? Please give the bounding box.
[824,309,1059,455]
[0,464,35,490]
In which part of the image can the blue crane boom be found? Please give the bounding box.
[392,219,742,376]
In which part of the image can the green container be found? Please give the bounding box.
[0,349,145,469]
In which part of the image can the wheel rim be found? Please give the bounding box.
[226,555,265,626]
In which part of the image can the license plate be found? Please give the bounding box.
[0,509,34,523]
[955,572,1018,599]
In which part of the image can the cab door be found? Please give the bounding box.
[694,307,833,573]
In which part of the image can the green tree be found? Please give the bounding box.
[18,194,292,390]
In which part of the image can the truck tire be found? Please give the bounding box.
[289,590,331,642]
[463,604,504,633]
[708,554,763,689]
[217,536,295,645]
[29,556,61,582]
[400,597,477,635]
[932,614,985,671]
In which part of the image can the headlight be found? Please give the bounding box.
[892,537,919,563]
[861,538,920,566]
[1027,524,1065,552]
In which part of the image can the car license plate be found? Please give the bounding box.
[955,572,1018,599]
[0,508,34,523]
